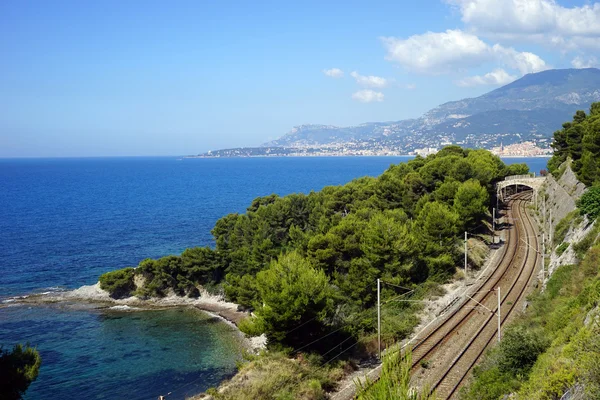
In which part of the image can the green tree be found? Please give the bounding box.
[432,179,460,206]
[416,201,460,251]
[181,246,221,284]
[243,251,333,344]
[465,149,504,187]
[0,344,41,400]
[99,267,135,298]
[223,273,258,309]
[453,180,489,230]
[505,163,529,176]
[361,212,417,282]
[548,103,600,180]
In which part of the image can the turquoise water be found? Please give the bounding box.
[0,156,548,399]
[0,304,243,399]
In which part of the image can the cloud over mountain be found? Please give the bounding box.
[381,29,548,75]
[457,68,517,86]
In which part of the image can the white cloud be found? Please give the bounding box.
[352,90,384,103]
[350,71,389,88]
[404,83,417,90]
[457,68,517,86]
[381,30,490,74]
[572,55,599,68]
[491,45,548,74]
[381,29,548,75]
[445,0,600,49]
[323,68,344,78]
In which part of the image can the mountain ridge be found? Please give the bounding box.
[265,68,600,150]
[195,68,600,157]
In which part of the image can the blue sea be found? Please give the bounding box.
[0,156,548,399]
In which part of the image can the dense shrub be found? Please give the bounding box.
[0,344,41,400]
[496,325,549,375]
[577,185,600,220]
[99,267,135,298]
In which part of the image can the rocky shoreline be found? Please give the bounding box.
[3,283,267,352]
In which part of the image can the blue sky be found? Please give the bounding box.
[1,0,599,157]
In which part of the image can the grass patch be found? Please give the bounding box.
[468,238,489,269]
[554,210,579,247]
[356,351,434,400]
[555,162,568,180]
[203,351,349,400]
[556,242,569,256]
[573,222,600,260]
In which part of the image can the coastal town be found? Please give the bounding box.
[193,140,552,158]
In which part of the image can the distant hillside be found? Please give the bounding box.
[264,68,600,150]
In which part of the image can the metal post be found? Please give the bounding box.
[549,209,553,249]
[497,287,501,343]
[542,233,546,282]
[496,192,499,215]
[543,195,546,229]
[493,207,496,244]
[464,231,468,279]
[377,278,381,360]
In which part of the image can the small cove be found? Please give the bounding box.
[0,303,244,399]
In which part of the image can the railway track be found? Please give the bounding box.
[405,191,540,399]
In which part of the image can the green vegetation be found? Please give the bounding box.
[203,351,347,400]
[572,222,600,260]
[240,252,334,345]
[0,344,42,400]
[100,147,523,356]
[553,210,580,247]
[548,102,600,185]
[577,185,600,220]
[556,242,569,256]
[356,351,435,400]
[99,267,135,299]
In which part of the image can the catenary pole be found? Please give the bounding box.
[549,209,553,250]
[497,287,501,343]
[542,233,546,282]
[543,195,546,230]
[464,231,468,279]
[377,278,381,360]
[493,207,496,244]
